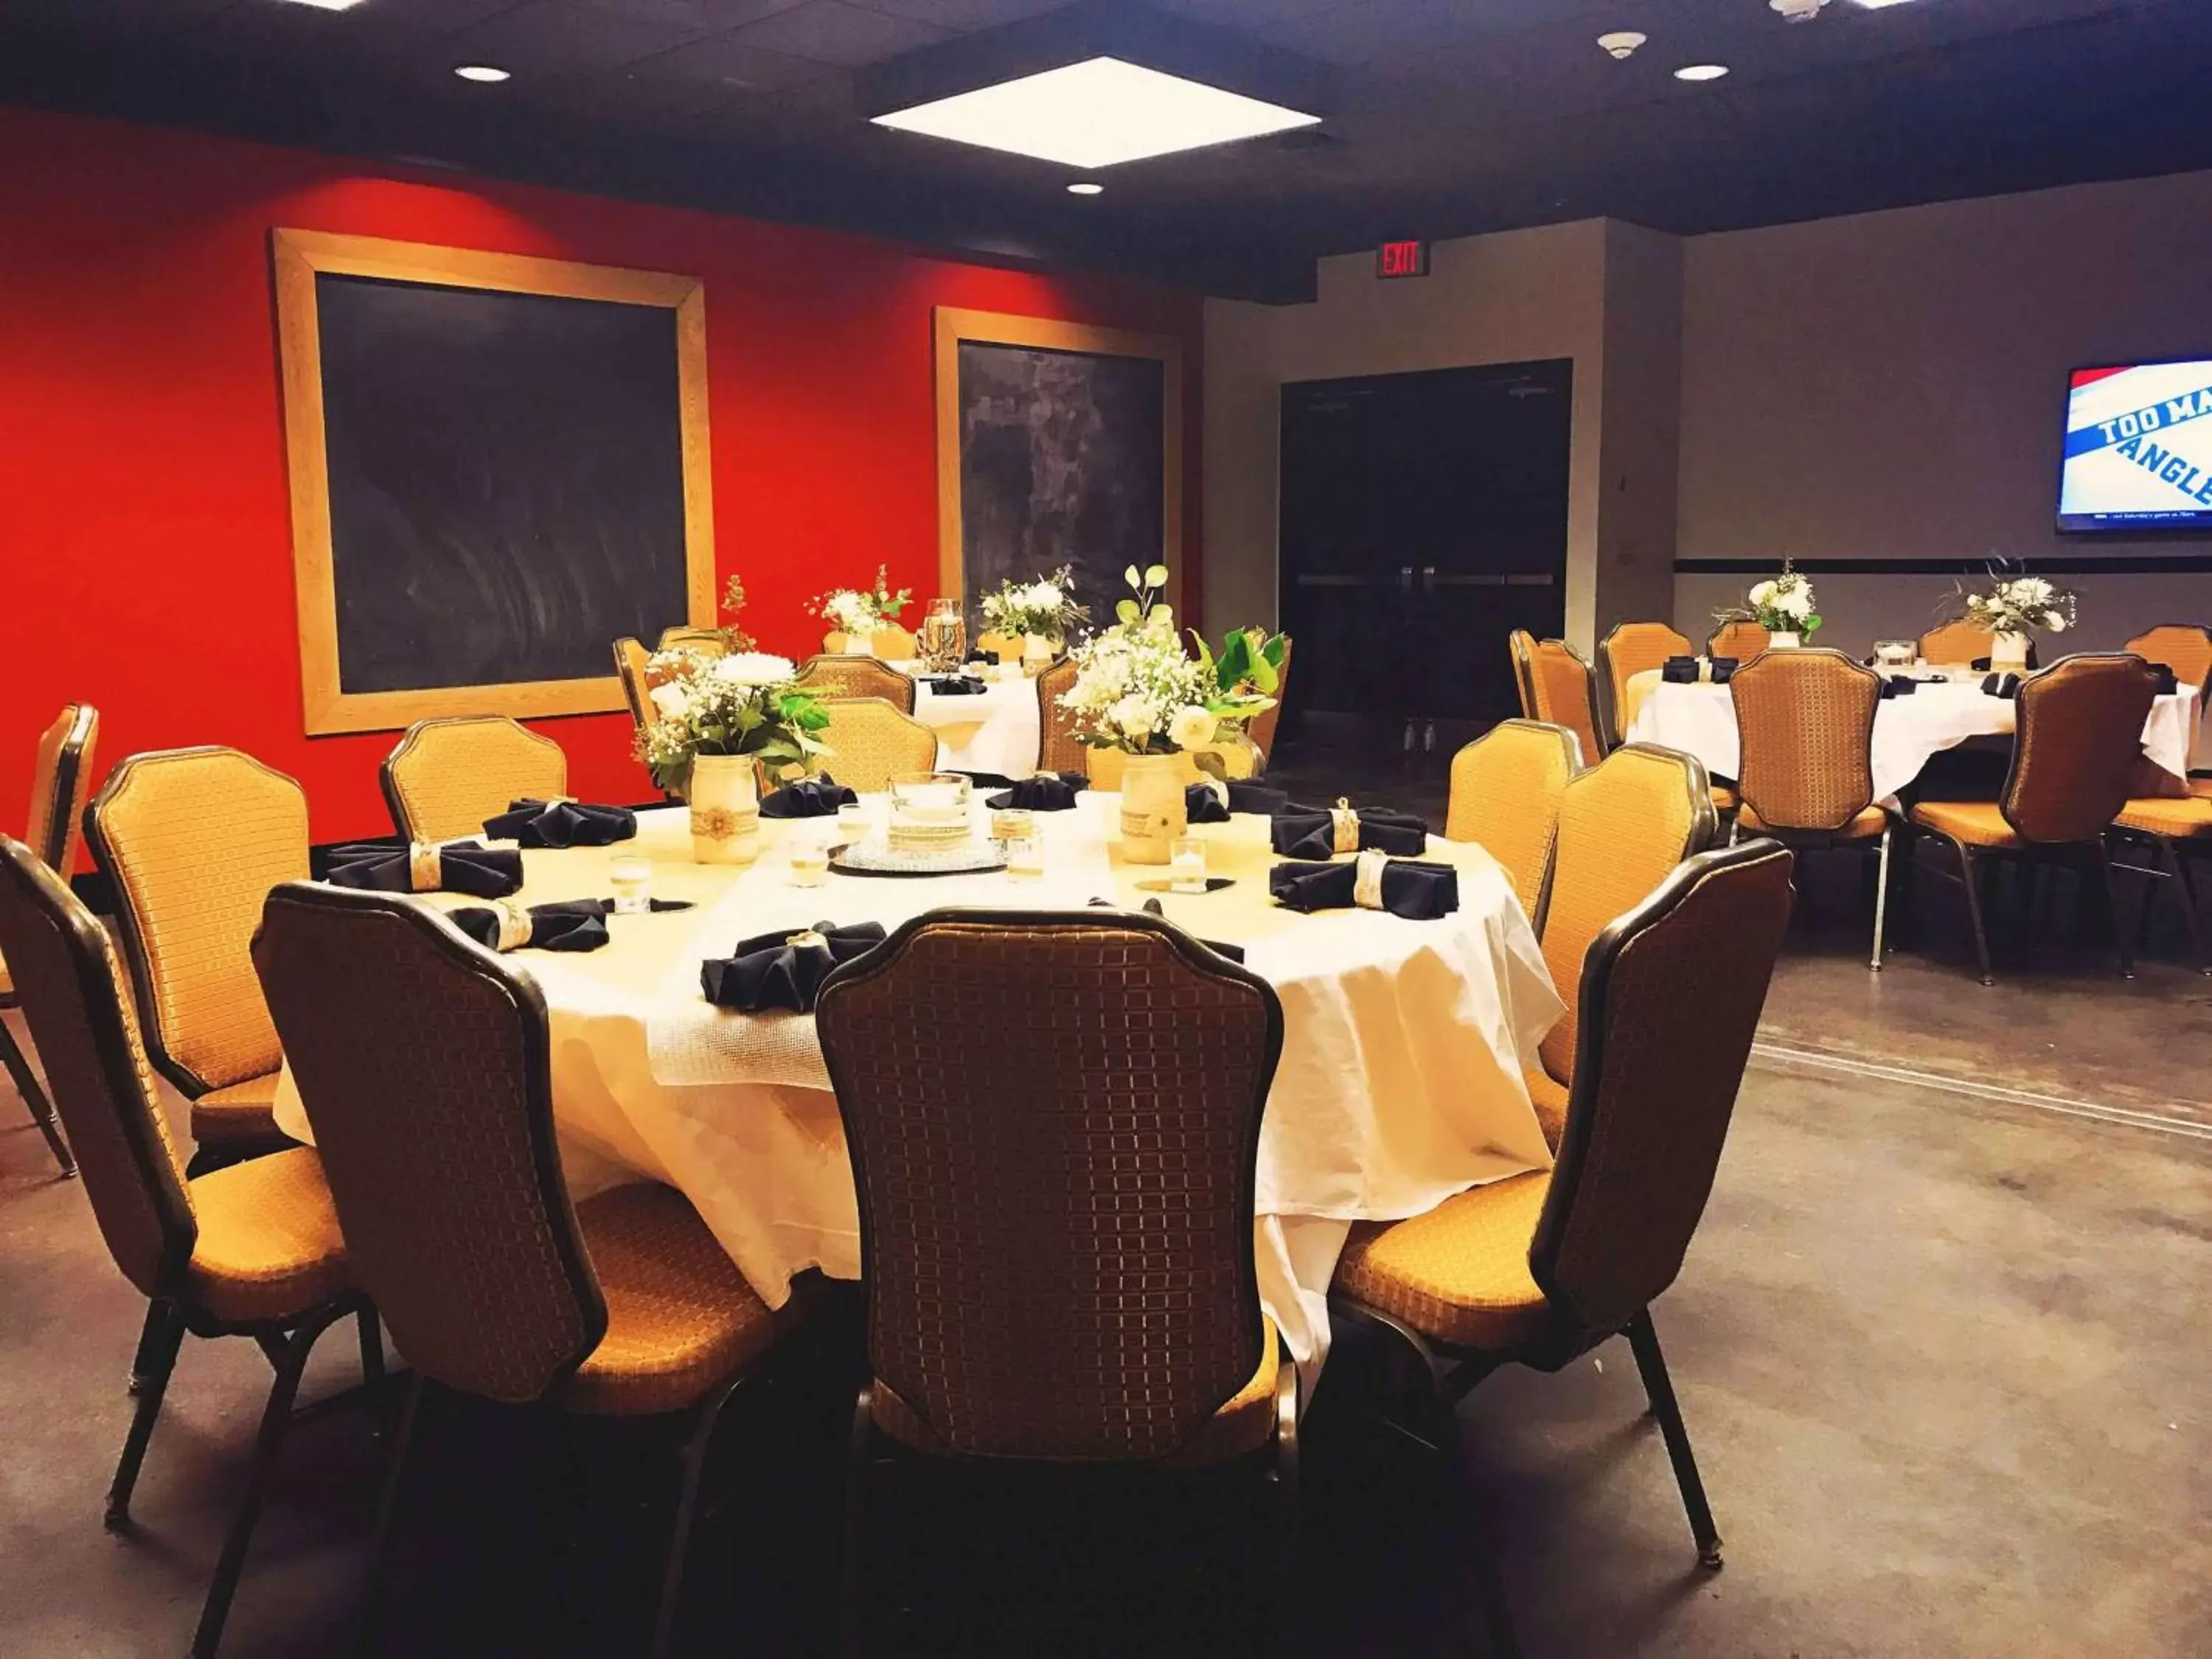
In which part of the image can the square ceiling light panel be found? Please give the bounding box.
[870,56,1319,168]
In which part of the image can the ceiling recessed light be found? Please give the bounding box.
[1067,181,1105,195]
[1674,63,1731,82]
[871,56,1318,169]
[1596,32,1646,60]
[278,0,366,10]
[453,65,511,84]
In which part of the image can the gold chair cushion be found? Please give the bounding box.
[190,1071,286,1146]
[1738,801,1888,838]
[560,1183,791,1417]
[869,1318,1283,1466]
[1710,785,1738,814]
[1334,1171,1553,1352]
[185,1147,349,1325]
[2113,795,2212,838]
[1908,800,2020,848]
[1525,1067,1569,1151]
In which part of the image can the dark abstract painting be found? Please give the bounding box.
[956,340,1166,628]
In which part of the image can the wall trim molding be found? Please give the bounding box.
[1676,554,2212,577]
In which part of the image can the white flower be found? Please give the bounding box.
[1747,580,1778,608]
[2044,611,2067,633]
[1778,587,1813,619]
[1024,581,1062,609]
[1167,706,1217,751]
[648,682,691,719]
[712,652,796,687]
[1110,694,1160,740]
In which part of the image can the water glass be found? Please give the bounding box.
[1005,835,1045,880]
[1170,835,1208,894]
[609,855,653,914]
[788,829,830,888]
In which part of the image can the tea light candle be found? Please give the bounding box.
[991,806,1035,843]
[1005,835,1045,880]
[789,841,829,888]
[836,802,874,842]
[609,855,652,914]
[1170,835,1208,894]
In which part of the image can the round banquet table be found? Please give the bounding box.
[271,799,1564,1382]
[1622,668,2202,804]
[900,667,1040,779]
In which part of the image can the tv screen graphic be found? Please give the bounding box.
[2059,358,2212,532]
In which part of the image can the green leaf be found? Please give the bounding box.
[1145,564,1169,588]
[1116,598,1140,625]
[1124,565,1141,588]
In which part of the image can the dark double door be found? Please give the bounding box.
[1278,358,1571,757]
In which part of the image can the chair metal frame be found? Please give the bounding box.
[1508,629,1540,721]
[612,636,655,731]
[4,700,97,1175]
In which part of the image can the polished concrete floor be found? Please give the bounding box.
[4,796,2209,1657]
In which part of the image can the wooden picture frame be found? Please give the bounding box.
[933,307,1183,618]
[271,229,717,736]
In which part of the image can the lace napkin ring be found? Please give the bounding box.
[491,900,533,952]
[786,928,829,950]
[1352,849,1391,911]
[1332,799,1362,855]
[407,842,442,892]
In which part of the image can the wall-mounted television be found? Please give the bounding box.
[2059,358,2212,533]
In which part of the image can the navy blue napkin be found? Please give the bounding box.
[1270,800,1430,860]
[481,798,636,849]
[448,896,692,955]
[700,921,887,1013]
[1709,657,1740,684]
[760,774,858,819]
[987,772,1085,811]
[1879,676,1919,700]
[326,840,523,900]
[1661,656,1701,684]
[1980,673,2023,700]
[1185,781,1292,824]
[2148,662,2180,696]
[1268,858,1459,920]
[925,675,988,696]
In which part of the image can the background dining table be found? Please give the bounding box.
[271,797,1564,1383]
[900,666,1041,779]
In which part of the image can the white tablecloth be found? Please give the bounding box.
[902,667,1041,779]
[273,802,1563,1382]
[1624,673,2201,804]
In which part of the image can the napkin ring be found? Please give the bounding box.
[691,803,759,840]
[1352,849,1390,911]
[406,842,442,892]
[1332,799,1361,855]
[785,928,829,950]
[491,900,533,952]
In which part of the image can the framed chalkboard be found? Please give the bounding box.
[273,230,715,735]
[933,308,1182,630]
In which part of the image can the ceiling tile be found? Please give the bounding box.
[726,0,954,66]
[627,32,830,91]
[441,0,713,76]
[560,0,815,27]
[861,0,1068,27]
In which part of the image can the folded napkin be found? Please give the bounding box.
[326,839,524,900]
[1091,897,1247,964]
[1879,676,1919,700]
[1270,797,1430,860]
[1661,656,1702,684]
[760,773,859,819]
[925,675,989,696]
[987,772,1085,811]
[700,921,888,1014]
[1708,657,1739,684]
[1268,852,1459,920]
[1183,779,1291,824]
[1980,673,2023,700]
[480,797,636,849]
[2148,662,2180,696]
[447,896,693,955]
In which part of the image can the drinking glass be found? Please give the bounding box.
[1874,639,1916,672]
[788,832,830,888]
[1170,835,1208,894]
[1005,835,1045,880]
[990,805,1036,845]
[609,855,652,914]
[920,597,966,672]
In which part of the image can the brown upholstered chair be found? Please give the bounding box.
[1525,638,1607,769]
[657,625,729,657]
[252,881,811,1659]
[2110,791,2212,974]
[1445,720,1583,931]
[1906,654,2159,983]
[1527,744,1720,1148]
[1597,622,1692,749]
[1706,619,1770,660]
[3,700,97,1174]
[380,714,567,844]
[0,836,373,1659]
[1332,839,1795,1582]
[86,748,307,1161]
[816,909,1295,1648]
[613,636,657,732]
[1507,629,1540,720]
[1245,635,1293,766]
[813,697,938,793]
[795,653,918,714]
[2124,624,2212,712]
[1035,655,1085,774]
[1728,649,1896,970]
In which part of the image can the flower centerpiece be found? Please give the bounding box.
[639,650,830,863]
[1058,565,1276,860]
[979,565,1090,670]
[1714,560,1821,648]
[1947,563,2076,671]
[1188,626,1290,779]
[810,565,912,654]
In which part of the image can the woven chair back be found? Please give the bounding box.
[1507,630,1540,720]
[1596,623,1691,746]
[254,883,605,1403]
[815,698,938,793]
[658,626,729,658]
[795,655,917,714]
[381,715,567,844]
[1446,720,1582,929]
[1526,639,1606,771]
[1730,649,1879,832]
[2001,655,2160,844]
[0,836,194,1297]
[613,638,655,730]
[1035,658,1085,774]
[1531,841,1795,1336]
[816,910,1283,1461]
[26,702,98,874]
[87,747,306,1093]
[1706,619,1770,660]
[2124,625,2212,709]
[1918,620,1994,666]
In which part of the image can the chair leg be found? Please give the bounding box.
[356,1307,385,1389]
[1272,1360,1301,1606]
[839,1385,874,1659]
[189,1302,349,1659]
[1624,1312,1722,1571]
[1868,824,1893,973]
[0,1018,74,1177]
[357,1370,425,1659]
[648,1377,743,1659]
[2093,843,2134,980]
[1952,841,1995,985]
[107,1298,186,1528]
[2166,841,2212,975]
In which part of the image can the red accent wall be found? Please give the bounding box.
[0,107,1204,858]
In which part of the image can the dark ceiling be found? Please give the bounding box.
[5,0,2212,302]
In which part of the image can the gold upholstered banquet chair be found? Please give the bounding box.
[1596,622,1691,749]
[0,835,375,1659]
[1331,838,1795,1589]
[613,636,658,733]
[1445,719,1583,931]
[657,624,729,657]
[1905,654,2159,984]
[380,714,567,844]
[1526,744,1720,1149]
[1034,655,1085,774]
[813,697,938,793]
[795,653,918,714]
[1245,635,1293,767]
[2124,623,2212,712]
[1728,649,1896,970]
[1706,619,1770,660]
[869,622,919,661]
[1917,619,1996,666]
[1523,638,1607,770]
[251,881,814,1659]
[2110,789,2212,975]
[3,700,97,1174]
[1507,629,1540,720]
[815,908,1296,1652]
[86,747,307,1164]
[977,628,1020,665]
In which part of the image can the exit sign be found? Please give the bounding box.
[1376,239,1430,279]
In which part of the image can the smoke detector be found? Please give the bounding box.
[1596,31,1647,60]
[1770,0,1829,20]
